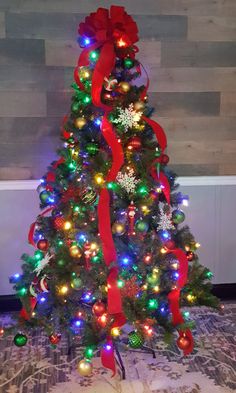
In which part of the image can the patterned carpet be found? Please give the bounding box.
[0,303,235,393]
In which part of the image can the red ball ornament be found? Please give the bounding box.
[161,154,169,165]
[164,240,175,250]
[92,301,106,317]
[54,216,65,230]
[177,335,192,351]
[103,92,113,102]
[37,239,49,251]
[49,333,61,345]
[127,136,142,151]
[186,251,195,261]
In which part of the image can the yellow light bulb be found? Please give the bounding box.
[153,285,160,293]
[153,268,159,274]
[160,247,167,254]
[187,294,195,303]
[195,242,201,248]
[111,327,120,337]
[142,284,147,290]
[94,173,104,185]
[185,245,190,251]
[64,221,72,230]
[172,262,179,270]
[59,285,69,295]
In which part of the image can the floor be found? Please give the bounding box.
[0,303,235,393]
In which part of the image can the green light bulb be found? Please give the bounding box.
[83,94,91,104]
[34,250,44,261]
[89,51,99,62]
[84,347,94,359]
[117,279,125,288]
[148,298,158,310]
[18,287,27,297]
[58,240,63,246]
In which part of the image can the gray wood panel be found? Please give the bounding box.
[188,17,236,41]
[0,38,45,65]
[161,42,236,67]
[0,12,5,38]
[0,92,47,117]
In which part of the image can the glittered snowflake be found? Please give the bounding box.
[116,169,140,194]
[156,205,175,231]
[113,103,142,131]
[34,253,53,276]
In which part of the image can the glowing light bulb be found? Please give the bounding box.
[117,37,127,47]
[111,327,120,337]
[153,285,160,293]
[160,247,167,254]
[59,285,69,295]
[195,242,201,248]
[187,294,195,303]
[64,221,72,230]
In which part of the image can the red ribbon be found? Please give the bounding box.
[20,297,37,320]
[28,206,54,247]
[167,248,194,354]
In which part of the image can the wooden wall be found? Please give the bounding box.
[0,0,236,179]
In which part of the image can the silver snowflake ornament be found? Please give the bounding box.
[113,103,142,131]
[156,204,175,231]
[116,169,140,194]
[34,253,53,276]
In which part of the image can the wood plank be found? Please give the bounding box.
[0,65,66,91]
[161,42,236,67]
[0,167,32,180]
[6,12,187,40]
[149,92,220,117]
[167,140,236,164]
[0,38,45,65]
[4,0,236,17]
[47,92,71,116]
[219,163,236,175]
[154,116,236,141]
[0,12,5,38]
[169,164,219,176]
[140,67,236,92]
[0,92,46,116]
[45,40,80,67]
[221,92,236,116]
[188,17,236,41]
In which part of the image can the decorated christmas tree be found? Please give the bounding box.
[8,6,219,377]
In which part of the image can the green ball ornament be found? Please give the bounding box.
[14,333,28,347]
[86,142,99,156]
[172,209,185,224]
[39,190,51,203]
[57,258,66,267]
[135,219,149,233]
[128,331,144,349]
[71,277,82,290]
[124,58,134,69]
[71,101,80,113]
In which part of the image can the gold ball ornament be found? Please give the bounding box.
[69,245,82,258]
[133,101,145,112]
[118,81,131,93]
[77,359,93,377]
[112,222,126,236]
[75,117,87,129]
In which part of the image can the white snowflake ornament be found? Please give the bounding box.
[113,103,142,131]
[34,253,53,276]
[116,169,140,194]
[156,204,175,231]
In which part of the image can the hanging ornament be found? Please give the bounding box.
[34,253,53,276]
[133,101,145,112]
[69,245,82,258]
[81,187,97,205]
[127,136,142,151]
[85,142,99,156]
[71,277,82,290]
[54,216,65,230]
[37,239,49,252]
[103,92,113,102]
[97,313,108,328]
[177,334,192,351]
[104,76,118,91]
[39,190,51,204]
[186,251,195,261]
[118,81,131,93]
[135,219,149,233]
[39,275,49,292]
[157,205,175,231]
[124,57,134,69]
[92,300,106,317]
[161,154,169,165]
[77,359,93,377]
[49,333,61,345]
[84,241,92,270]
[14,333,28,347]
[128,331,144,349]
[113,103,142,131]
[112,221,126,236]
[172,209,185,224]
[0,327,4,337]
[164,239,176,250]
[75,117,87,129]
[128,201,136,236]
[116,168,140,194]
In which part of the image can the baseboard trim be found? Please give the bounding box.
[0,284,235,313]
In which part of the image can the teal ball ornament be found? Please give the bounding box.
[172,209,185,224]
[135,219,149,233]
[39,190,51,204]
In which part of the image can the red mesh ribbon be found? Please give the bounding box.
[167,249,194,354]
[98,115,126,375]
[20,297,37,320]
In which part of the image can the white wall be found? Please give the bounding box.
[0,177,236,295]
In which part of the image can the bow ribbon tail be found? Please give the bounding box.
[20,297,37,320]
[167,249,194,355]
[143,115,167,153]
[101,337,116,377]
[28,206,54,247]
